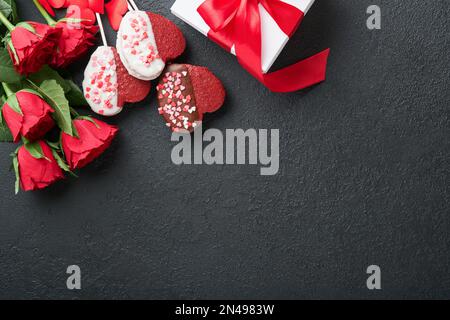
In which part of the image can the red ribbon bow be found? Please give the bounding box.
[198,0,330,92]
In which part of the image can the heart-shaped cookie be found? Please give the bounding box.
[83,46,151,116]
[156,64,225,132]
[116,10,186,81]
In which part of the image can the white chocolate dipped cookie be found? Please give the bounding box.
[83,46,122,117]
[116,11,165,81]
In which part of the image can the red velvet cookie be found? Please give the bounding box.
[116,10,186,81]
[156,64,225,132]
[112,48,151,107]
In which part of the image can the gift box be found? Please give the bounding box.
[171,0,329,92]
[171,0,316,74]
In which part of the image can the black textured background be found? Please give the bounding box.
[0,0,448,299]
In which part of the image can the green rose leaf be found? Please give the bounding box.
[0,0,18,25]
[28,66,70,92]
[0,47,22,83]
[29,66,87,107]
[65,79,87,107]
[0,0,17,55]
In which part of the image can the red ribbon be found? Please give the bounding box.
[198,0,330,92]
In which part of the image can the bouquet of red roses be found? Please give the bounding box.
[0,0,118,193]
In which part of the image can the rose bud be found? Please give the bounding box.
[1,90,55,143]
[50,21,99,68]
[61,118,118,169]
[15,141,65,192]
[5,21,61,74]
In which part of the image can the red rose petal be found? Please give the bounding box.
[105,0,128,31]
[88,0,104,14]
[65,0,89,7]
[47,0,66,8]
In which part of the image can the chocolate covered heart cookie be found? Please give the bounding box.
[156,64,225,132]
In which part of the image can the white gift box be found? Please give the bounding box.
[171,0,316,74]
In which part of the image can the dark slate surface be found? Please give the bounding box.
[0,0,448,299]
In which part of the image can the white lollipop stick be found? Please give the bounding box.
[127,2,134,11]
[95,13,108,46]
[128,0,139,11]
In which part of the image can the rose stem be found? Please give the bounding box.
[32,0,57,26]
[0,11,14,31]
[128,0,139,11]
[2,82,14,98]
[95,13,108,47]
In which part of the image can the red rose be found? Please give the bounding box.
[6,22,61,74]
[61,118,118,169]
[50,21,99,68]
[16,141,65,191]
[1,90,55,143]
